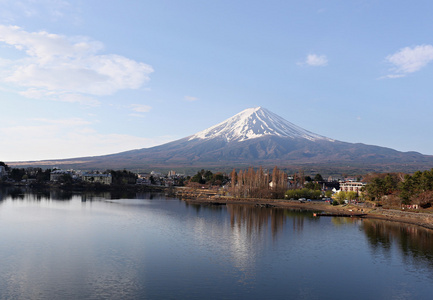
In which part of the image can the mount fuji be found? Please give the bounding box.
[188,107,333,143]
[13,107,433,172]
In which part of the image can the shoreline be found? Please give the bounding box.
[181,196,433,230]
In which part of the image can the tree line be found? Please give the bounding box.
[1,166,51,183]
[8,159,433,208]
[229,166,288,199]
[0,162,138,187]
[189,169,228,186]
[363,169,433,208]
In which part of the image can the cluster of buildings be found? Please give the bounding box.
[1,166,187,187]
[49,169,113,185]
[49,169,186,186]
[136,170,186,186]
[2,165,367,196]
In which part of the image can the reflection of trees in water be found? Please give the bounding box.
[284,209,319,232]
[80,191,165,201]
[7,188,26,200]
[330,216,361,227]
[35,190,50,200]
[49,190,74,200]
[0,187,130,202]
[0,187,35,200]
[184,202,201,213]
[185,202,225,214]
[109,190,137,199]
[80,192,111,202]
[226,204,318,237]
[0,187,71,201]
[362,219,433,268]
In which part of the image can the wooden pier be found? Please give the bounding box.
[313,212,367,218]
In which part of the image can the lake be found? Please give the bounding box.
[1,188,433,299]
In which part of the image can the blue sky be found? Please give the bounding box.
[1,0,433,162]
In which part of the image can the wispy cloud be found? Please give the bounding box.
[31,117,92,126]
[0,25,154,106]
[385,45,433,78]
[130,104,152,113]
[184,95,199,102]
[20,89,101,106]
[1,118,173,161]
[300,54,328,67]
[0,0,77,23]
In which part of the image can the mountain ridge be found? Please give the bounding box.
[8,107,433,173]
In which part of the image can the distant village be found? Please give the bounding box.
[0,164,186,187]
[4,161,433,210]
[0,163,364,197]
[49,169,188,187]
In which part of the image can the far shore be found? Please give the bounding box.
[4,183,433,230]
[181,196,433,230]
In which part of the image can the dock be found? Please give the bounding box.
[313,212,367,218]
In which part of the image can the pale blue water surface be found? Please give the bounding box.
[0,188,433,299]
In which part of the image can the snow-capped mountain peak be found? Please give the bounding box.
[188,107,333,142]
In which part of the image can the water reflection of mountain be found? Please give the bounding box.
[362,219,433,269]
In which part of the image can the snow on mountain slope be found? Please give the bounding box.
[189,107,334,142]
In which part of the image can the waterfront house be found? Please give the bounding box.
[339,181,365,194]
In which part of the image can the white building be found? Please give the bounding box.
[339,181,365,194]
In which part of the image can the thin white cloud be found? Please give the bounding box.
[0,0,76,23]
[184,95,199,102]
[383,74,405,79]
[385,45,433,78]
[130,104,152,113]
[302,54,328,67]
[1,119,173,161]
[31,117,92,126]
[57,94,101,106]
[20,88,101,106]
[129,113,146,118]
[0,25,153,105]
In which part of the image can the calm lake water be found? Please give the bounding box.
[1,188,433,299]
